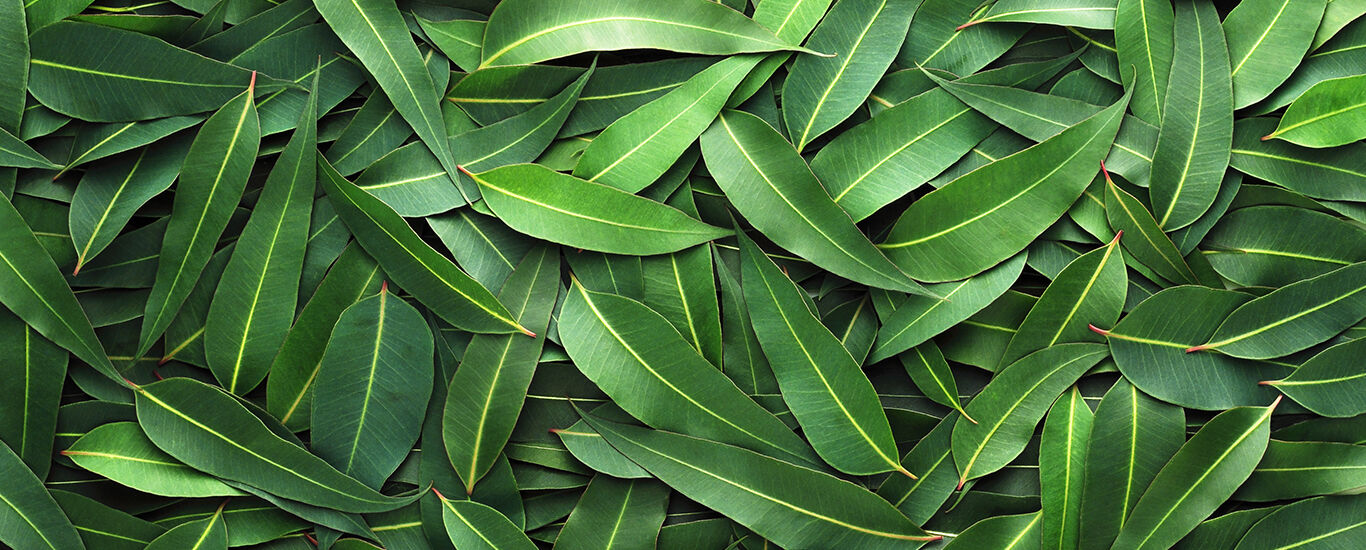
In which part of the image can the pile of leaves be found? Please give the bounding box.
[2,0,1366,548]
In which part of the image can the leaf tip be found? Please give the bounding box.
[431,487,448,501]
[456,164,474,177]
[956,476,966,490]
[1185,344,1209,353]
[1087,324,1110,337]
[248,71,257,93]
[1261,133,1275,141]
[380,280,388,294]
[955,20,978,31]
[896,465,919,480]
[961,410,978,425]
[1270,394,1284,410]
[1110,230,1123,245]
[122,377,141,391]
[1259,379,1280,386]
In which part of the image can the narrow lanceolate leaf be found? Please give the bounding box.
[574,55,761,193]
[1078,380,1185,550]
[60,116,199,178]
[739,233,904,476]
[1103,169,1200,285]
[444,247,558,492]
[583,415,939,549]
[1238,440,1366,501]
[0,0,24,134]
[1115,0,1174,125]
[0,310,64,478]
[869,253,1024,364]
[876,413,959,524]
[1264,336,1366,417]
[643,241,722,367]
[0,127,56,169]
[134,378,418,513]
[1148,0,1232,230]
[953,344,1110,484]
[751,0,833,42]
[63,422,242,498]
[144,504,226,550]
[266,243,383,431]
[999,233,1125,368]
[1099,286,1289,410]
[1203,205,1366,288]
[1190,261,1366,359]
[434,493,536,550]
[1173,508,1276,550]
[69,140,190,273]
[1230,117,1366,202]
[879,90,1128,282]
[1036,387,1090,550]
[1265,73,1366,147]
[783,0,915,151]
[560,278,822,470]
[50,490,165,550]
[553,477,669,550]
[1234,495,1366,550]
[1111,400,1278,550]
[479,0,807,67]
[0,192,118,384]
[205,70,316,395]
[318,157,525,335]
[0,439,84,550]
[810,87,996,222]
[137,79,259,359]
[28,22,285,121]
[313,0,461,197]
[700,110,925,294]
[943,513,1042,549]
[467,164,728,255]
[312,285,433,490]
[1224,0,1327,108]
[964,0,1117,29]
[900,342,971,420]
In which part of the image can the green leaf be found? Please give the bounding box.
[700,109,925,294]
[1078,380,1186,550]
[0,310,64,478]
[205,69,315,395]
[1148,0,1233,230]
[466,163,729,255]
[1174,508,1277,550]
[443,246,558,492]
[739,231,904,476]
[0,190,118,384]
[574,55,760,193]
[313,0,462,201]
[953,343,1109,484]
[1266,73,1366,147]
[582,414,938,549]
[782,0,915,151]
[0,0,25,134]
[869,253,1025,364]
[559,276,821,469]
[1191,261,1366,358]
[60,117,199,178]
[900,342,971,420]
[643,243,722,367]
[416,16,483,73]
[552,477,669,550]
[878,89,1129,282]
[266,243,383,431]
[0,127,57,170]
[0,439,84,550]
[479,0,809,67]
[999,234,1125,368]
[1099,286,1290,410]
[1264,337,1366,417]
[1202,205,1366,287]
[1111,401,1277,550]
[1103,169,1201,285]
[898,0,1030,75]
[751,0,833,43]
[875,412,960,524]
[942,512,1042,549]
[312,285,433,489]
[133,377,418,513]
[1041,386,1094,550]
[144,505,226,550]
[28,22,285,121]
[434,495,536,550]
[965,0,1117,29]
[810,87,996,222]
[50,490,166,550]
[137,80,259,360]
[318,157,526,335]
[63,422,242,498]
[1115,0,1174,125]
[1224,0,1328,108]
[69,140,191,273]
[1234,495,1366,550]
[1238,440,1366,501]
[1230,117,1366,202]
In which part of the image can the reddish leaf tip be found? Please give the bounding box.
[248,71,257,92]
[1270,394,1284,409]
[956,477,966,490]
[431,487,448,501]
[58,450,70,456]
[955,20,977,31]
[1261,134,1274,141]
[1185,344,1209,353]
[156,355,172,366]
[1110,230,1123,245]
[1259,379,1279,386]
[153,370,164,381]
[380,280,389,294]
[520,327,537,338]
[456,164,474,177]
[1087,324,1110,336]
[122,377,141,390]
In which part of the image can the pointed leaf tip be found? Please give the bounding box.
[1087,324,1110,336]
[896,465,919,480]
[380,280,388,294]
[1110,230,1123,245]
[432,487,448,501]
[248,71,257,92]
[1185,344,1209,353]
